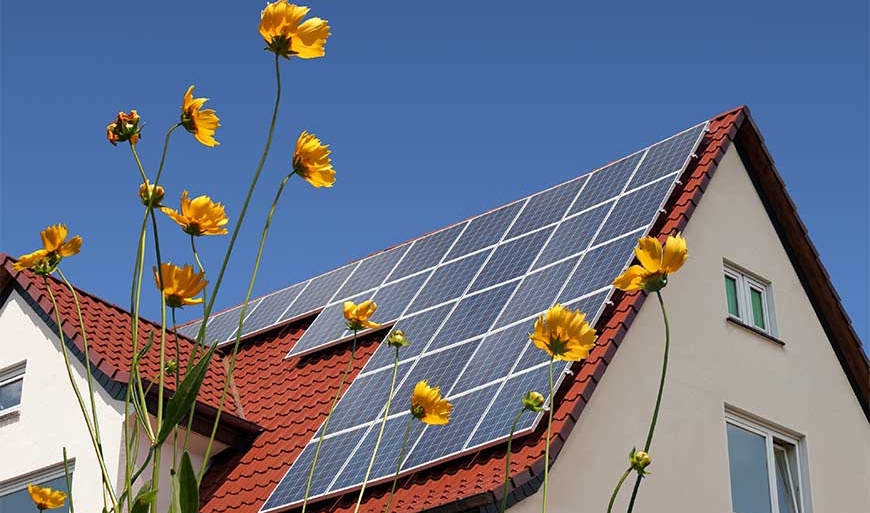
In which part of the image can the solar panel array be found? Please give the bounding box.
[254,121,708,511]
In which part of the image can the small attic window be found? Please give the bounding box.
[724,263,777,337]
[0,361,26,418]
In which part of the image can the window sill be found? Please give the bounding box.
[726,316,785,346]
[0,407,21,422]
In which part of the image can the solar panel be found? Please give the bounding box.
[259,121,707,511]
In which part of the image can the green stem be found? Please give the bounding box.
[190,234,208,331]
[194,52,282,346]
[384,415,414,513]
[147,206,169,513]
[626,290,670,513]
[182,235,207,453]
[197,171,295,481]
[302,331,359,513]
[172,308,181,467]
[42,276,119,512]
[500,408,526,513]
[541,357,555,513]
[63,447,74,513]
[607,468,632,513]
[354,346,400,513]
[153,123,181,186]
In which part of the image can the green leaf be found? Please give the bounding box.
[130,481,158,513]
[178,451,200,513]
[156,342,217,445]
[169,469,181,513]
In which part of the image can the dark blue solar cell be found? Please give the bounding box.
[467,366,558,448]
[331,414,427,493]
[387,223,466,282]
[596,178,674,242]
[287,294,366,357]
[403,383,501,468]
[408,252,487,312]
[365,304,454,369]
[558,235,638,302]
[569,152,644,215]
[628,124,705,189]
[280,264,357,322]
[175,321,202,340]
[446,202,523,260]
[201,306,244,345]
[224,298,264,342]
[369,273,428,323]
[534,203,611,270]
[428,283,516,351]
[452,323,530,392]
[336,246,409,299]
[390,342,478,404]
[506,177,587,239]
[321,361,412,435]
[470,229,551,292]
[262,427,368,510]
[238,282,306,337]
[494,258,577,329]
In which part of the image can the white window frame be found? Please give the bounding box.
[724,409,810,513]
[0,361,26,419]
[0,459,75,499]
[724,262,778,337]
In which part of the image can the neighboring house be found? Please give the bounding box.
[1,106,867,513]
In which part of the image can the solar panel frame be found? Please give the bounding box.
[255,121,710,512]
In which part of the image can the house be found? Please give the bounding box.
[1,106,867,513]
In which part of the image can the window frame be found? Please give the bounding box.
[724,410,809,513]
[0,361,26,418]
[723,262,778,337]
[0,459,75,510]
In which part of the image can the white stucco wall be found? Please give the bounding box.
[0,291,227,513]
[511,146,870,512]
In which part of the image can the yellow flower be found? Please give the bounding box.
[259,1,331,59]
[529,304,597,361]
[13,224,83,274]
[344,300,380,331]
[522,391,546,412]
[161,190,229,236]
[293,131,336,188]
[106,110,142,146]
[612,234,688,292]
[27,483,67,510]
[181,85,220,147]
[138,181,165,207]
[411,380,452,425]
[629,448,652,476]
[153,262,208,309]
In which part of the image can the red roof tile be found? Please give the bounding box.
[0,255,254,433]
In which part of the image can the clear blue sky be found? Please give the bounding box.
[1,0,867,345]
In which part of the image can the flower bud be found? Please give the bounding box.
[629,448,651,476]
[387,330,411,348]
[139,181,165,207]
[106,110,142,146]
[522,391,546,412]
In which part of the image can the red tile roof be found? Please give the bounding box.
[198,108,753,513]
[0,256,259,441]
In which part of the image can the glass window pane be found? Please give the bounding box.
[0,378,23,411]
[727,423,772,513]
[775,448,798,513]
[725,275,739,316]
[750,288,766,329]
[0,475,71,513]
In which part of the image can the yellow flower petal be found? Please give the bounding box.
[13,249,49,272]
[612,265,652,292]
[661,233,688,274]
[344,300,380,330]
[529,304,597,361]
[153,263,208,309]
[161,190,229,236]
[411,380,452,425]
[40,224,68,253]
[634,236,663,274]
[259,1,330,59]
[293,130,336,188]
[58,236,83,257]
[181,85,220,147]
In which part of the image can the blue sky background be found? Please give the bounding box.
[1,0,867,345]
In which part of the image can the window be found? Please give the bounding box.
[0,361,26,418]
[725,413,806,513]
[724,263,776,335]
[0,461,74,513]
